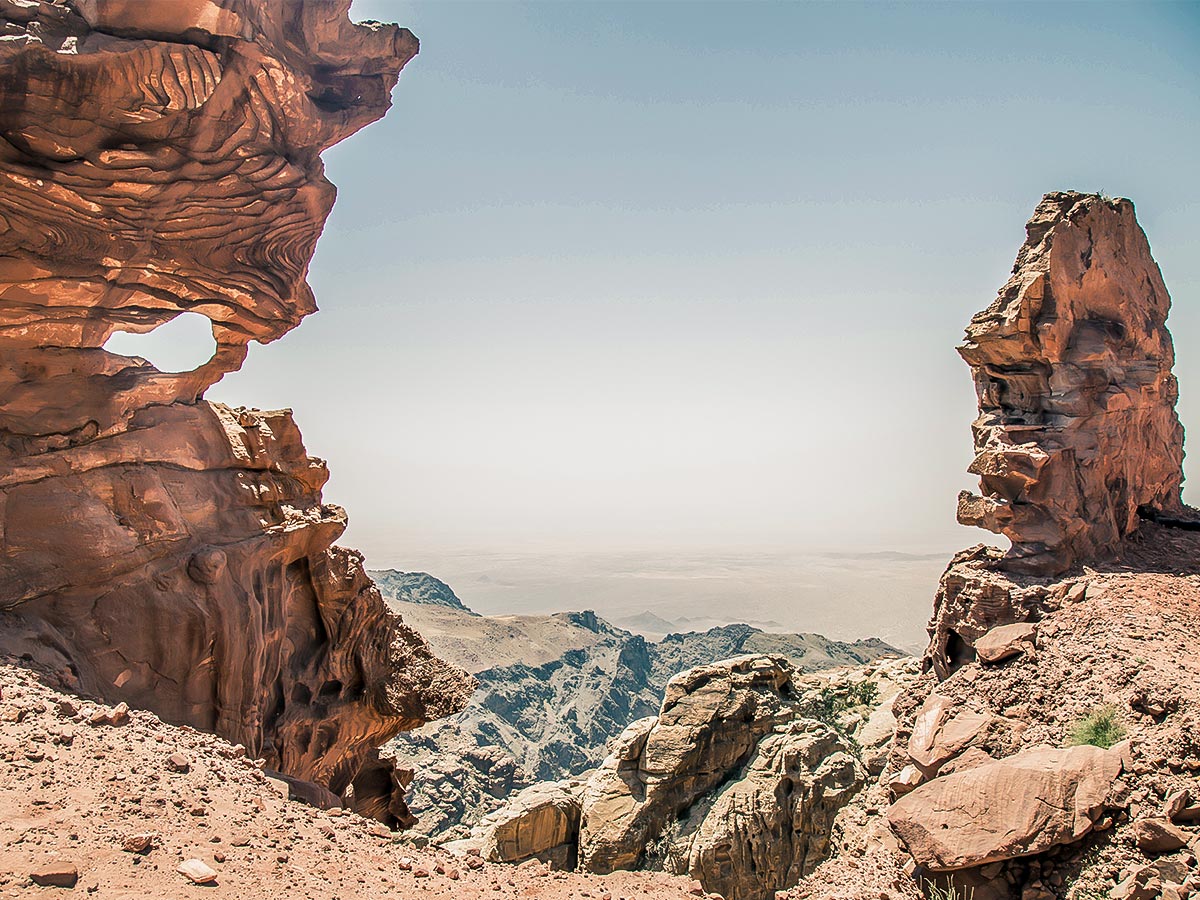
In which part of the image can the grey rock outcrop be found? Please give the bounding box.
[472,654,919,900]
[370,571,477,614]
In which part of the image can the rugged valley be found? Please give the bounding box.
[372,580,899,839]
[452,192,1200,900]
[0,1,1197,899]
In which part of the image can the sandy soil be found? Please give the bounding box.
[0,661,710,900]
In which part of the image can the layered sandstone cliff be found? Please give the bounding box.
[928,192,1187,677]
[0,0,473,818]
[955,191,1184,577]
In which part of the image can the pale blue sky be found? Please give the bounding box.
[120,1,1200,562]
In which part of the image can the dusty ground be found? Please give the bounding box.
[0,661,710,900]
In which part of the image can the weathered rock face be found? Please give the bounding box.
[472,779,585,870]
[888,742,1127,871]
[664,720,862,900]
[388,607,899,840]
[577,656,811,876]
[0,0,473,816]
[956,191,1184,577]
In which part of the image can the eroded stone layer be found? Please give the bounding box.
[956,191,1184,576]
[0,0,474,819]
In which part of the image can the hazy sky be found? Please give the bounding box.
[112,1,1200,563]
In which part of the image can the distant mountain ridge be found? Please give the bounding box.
[370,569,477,615]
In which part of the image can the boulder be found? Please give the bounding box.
[1133,817,1189,854]
[887,743,1125,871]
[907,694,994,775]
[975,622,1037,664]
[473,780,583,869]
[577,655,799,874]
[668,720,863,900]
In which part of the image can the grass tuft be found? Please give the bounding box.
[1067,705,1126,749]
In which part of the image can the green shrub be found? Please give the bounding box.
[1067,705,1126,749]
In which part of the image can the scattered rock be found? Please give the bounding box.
[167,752,190,773]
[1133,817,1189,854]
[177,859,218,885]
[975,622,1037,664]
[121,833,157,854]
[30,863,79,888]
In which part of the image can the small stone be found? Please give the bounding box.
[30,863,79,888]
[56,699,78,718]
[88,702,129,727]
[167,752,190,773]
[412,867,430,878]
[689,881,705,896]
[213,851,226,863]
[177,859,218,885]
[121,833,157,854]
[397,857,412,871]
[1164,789,1191,821]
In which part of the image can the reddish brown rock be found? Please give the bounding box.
[974,621,1037,664]
[887,743,1125,871]
[30,863,79,888]
[1132,817,1189,854]
[0,0,473,818]
[955,192,1184,577]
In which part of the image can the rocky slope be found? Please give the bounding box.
[0,658,706,900]
[782,192,1200,900]
[0,0,472,821]
[383,597,900,839]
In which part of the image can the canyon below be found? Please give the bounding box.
[1,3,1198,900]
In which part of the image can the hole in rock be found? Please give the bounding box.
[103,311,217,373]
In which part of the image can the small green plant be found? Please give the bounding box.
[1067,705,1127,749]
[922,877,974,900]
[847,679,879,708]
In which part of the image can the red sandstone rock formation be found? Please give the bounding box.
[925,192,1187,677]
[0,0,474,819]
[956,192,1184,576]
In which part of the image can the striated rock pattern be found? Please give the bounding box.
[0,0,473,818]
[956,191,1184,577]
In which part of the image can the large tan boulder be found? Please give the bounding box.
[578,655,798,874]
[887,743,1126,871]
[668,720,862,900]
[473,780,584,869]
